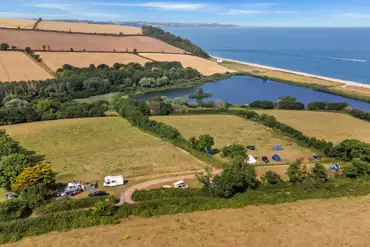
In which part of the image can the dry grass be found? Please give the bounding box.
[256,110,370,144]
[140,53,234,76]
[0,29,184,53]
[0,51,52,82]
[152,115,313,163]
[7,195,370,247]
[0,18,35,29]
[37,52,150,71]
[37,21,143,35]
[1,117,205,182]
[333,84,370,97]
[221,61,340,87]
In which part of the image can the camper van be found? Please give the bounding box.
[104,175,124,187]
[173,180,189,189]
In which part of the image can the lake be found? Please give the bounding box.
[165,27,370,84]
[133,76,370,111]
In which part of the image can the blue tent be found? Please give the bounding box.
[272,154,282,162]
[330,164,341,171]
[205,148,214,155]
[272,145,284,151]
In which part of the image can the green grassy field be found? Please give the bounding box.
[0,188,7,201]
[1,117,205,182]
[152,115,313,164]
[255,110,370,144]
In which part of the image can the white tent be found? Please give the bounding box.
[104,175,124,187]
[246,155,257,165]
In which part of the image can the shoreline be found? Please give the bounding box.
[213,56,370,89]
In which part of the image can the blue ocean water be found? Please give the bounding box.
[166,27,370,84]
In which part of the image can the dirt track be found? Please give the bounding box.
[0,29,184,53]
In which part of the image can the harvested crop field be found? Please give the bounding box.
[1,117,204,182]
[0,18,35,29]
[0,29,184,53]
[0,51,52,82]
[38,52,151,71]
[7,195,370,247]
[140,53,234,76]
[256,110,370,143]
[37,21,142,35]
[152,115,313,163]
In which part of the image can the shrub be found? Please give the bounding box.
[311,163,328,183]
[0,43,10,50]
[249,100,274,109]
[189,134,214,151]
[343,159,370,179]
[221,144,246,158]
[92,200,117,216]
[0,153,30,190]
[0,199,30,222]
[286,161,308,184]
[261,171,283,185]
[19,183,54,209]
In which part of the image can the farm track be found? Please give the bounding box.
[119,165,292,204]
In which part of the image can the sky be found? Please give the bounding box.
[2,0,370,27]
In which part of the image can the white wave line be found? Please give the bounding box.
[281,52,367,63]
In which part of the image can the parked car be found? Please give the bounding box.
[173,180,189,189]
[88,191,109,197]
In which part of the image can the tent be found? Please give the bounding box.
[205,147,214,155]
[104,175,124,187]
[247,145,256,151]
[272,154,282,162]
[330,164,341,171]
[272,145,284,151]
[246,155,257,165]
[262,156,270,164]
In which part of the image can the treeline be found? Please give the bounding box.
[142,26,210,58]
[183,108,370,162]
[0,99,108,126]
[249,97,349,111]
[0,62,201,103]
[0,130,58,222]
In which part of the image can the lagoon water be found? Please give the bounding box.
[133,76,370,111]
[166,27,370,84]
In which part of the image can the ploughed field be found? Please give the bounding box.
[256,110,370,143]
[152,115,313,163]
[0,29,184,53]
[6,195,370,247]
[141,53,234,76]
[37,52,151,72]
[0,51,52,82]
[37,21,143,35]
[0,18,35,29]
[1,117,205,182]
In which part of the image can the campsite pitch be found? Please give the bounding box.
[255,110,370,143]
[152,115,313,164]
[6,194,370,247]
[1,117,205,182]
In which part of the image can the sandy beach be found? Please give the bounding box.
[214,56,370,89]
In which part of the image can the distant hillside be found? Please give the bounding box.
[143,26,210,58]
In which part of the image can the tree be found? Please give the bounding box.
[343,159,370,179]
[4,98,30,109]
[42,45,46,52]
[0,43,10,50]
[47,45,51,51]
[196,165,213,189]
[19,183,53,209]
[188,88,212,105]
[0,154,30,190]
[221,144,246,158]
[0,130,20,156]
[12,162,55,193]
[133,48,138,54]
[311,163,328,182]
[62,64,73,70]
[24,47,31,53]
[286,161,308,184]
[211,157,258,198]
[261,171,283,185]
[189,134,214,151]
[11,46,16,51]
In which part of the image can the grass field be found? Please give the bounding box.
[7,195,370,247]
[140,53,234,76]
[255,110,370,143]
[152,115,313,164]
[38,52,150,72]
[1,117,205,182]
[0,188,7,201]
[0,51,52,82]
[0,18,35,29]
[0,29,184,53]
[37,21,142,35]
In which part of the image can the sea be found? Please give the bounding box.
[166,27,370,85]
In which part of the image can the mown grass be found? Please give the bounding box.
[152,115,313,164]
[0,188,7,202]
[1,117,205,182]
[255,110,370,144]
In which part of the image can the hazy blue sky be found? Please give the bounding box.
[2,0,370,27]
